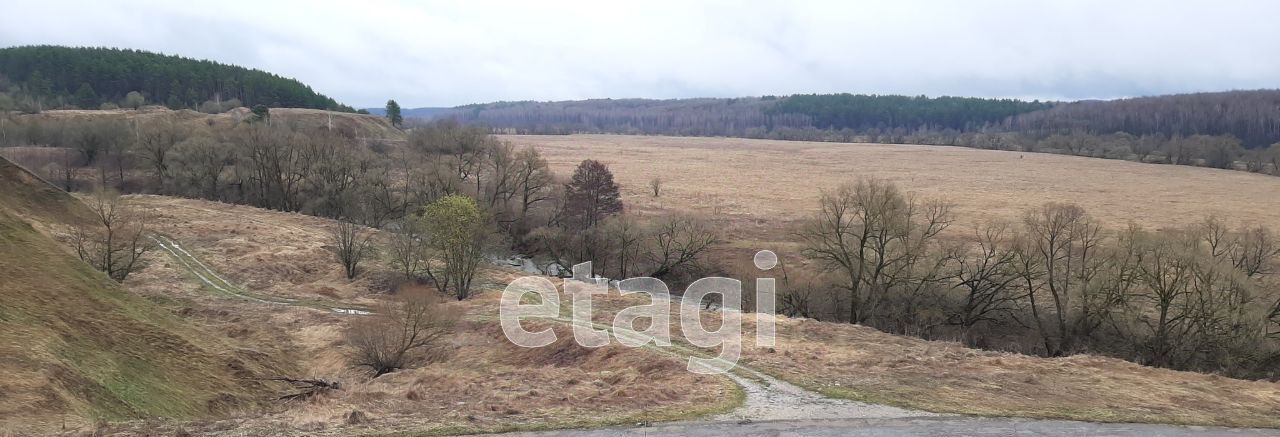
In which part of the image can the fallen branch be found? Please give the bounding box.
[256,377,342,400]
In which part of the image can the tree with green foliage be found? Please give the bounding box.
[73,82,97,109]
[250,104,270,123]
[421,195,489,300]
[769,94,1051,132]
[123,91,145,109]
[385,99,403,128]
[26,70,52,97]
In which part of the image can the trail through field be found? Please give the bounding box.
[151,234,372,315]
[502,417,1280,436]
[519,314,1269,436]
[549,310,935,422]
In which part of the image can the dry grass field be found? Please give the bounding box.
[110,195,738,435]
[503,134,1280,247]
[498,134,1280,426]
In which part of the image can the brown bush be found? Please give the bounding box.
[347,291,457,377]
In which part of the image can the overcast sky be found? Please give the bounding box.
[3,0,1279,108]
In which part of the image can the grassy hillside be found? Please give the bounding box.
[0,153,92,225]
[0,156,279,432]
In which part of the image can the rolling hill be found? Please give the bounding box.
[0,156,280,433]
[0,45,354,112]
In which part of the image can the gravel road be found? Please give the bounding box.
[501,417,1279,436]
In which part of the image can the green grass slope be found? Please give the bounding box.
[0,156,278,432]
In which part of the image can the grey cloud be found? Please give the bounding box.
[2,0,1277,107]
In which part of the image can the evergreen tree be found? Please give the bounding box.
[123,91,145,109]
[386,99,403,128]
[26,70,51,96]
[250,104,270,122]
[73,83,97,109]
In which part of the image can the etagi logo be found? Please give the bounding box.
[500,250,779,375]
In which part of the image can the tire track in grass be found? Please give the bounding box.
[150,234,372,315]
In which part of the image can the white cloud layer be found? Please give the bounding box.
[3,0,1278,107]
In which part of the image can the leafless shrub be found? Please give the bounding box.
[646,215,720,280]
[347,291,456,377]
[330,221,375,280]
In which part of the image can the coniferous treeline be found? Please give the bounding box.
[0,46,354,113]
[770,93,1051,132]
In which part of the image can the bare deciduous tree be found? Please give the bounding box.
[73,189,153,282]
[1016,203,1107,356]
[946,223,1024,330]
[483,140,518,209]
[173,135,235,200]
[389,218,426,280]
[347,291,456,377]
[600,214,644,279]
[513,147,554,219]
[564,159,622,229]
[330,221,374,280]
[647,215,719,279]
[134,120,188,192]
[796,178,952,326]
[1230,225,1280,278]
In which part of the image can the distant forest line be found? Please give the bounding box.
[432,91,1280,147]
[0,46,355,113]
[421,90,1280,175]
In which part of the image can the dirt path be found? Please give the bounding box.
[528,314,1272,436]
[550,311,935,423]
[501,417,1280,436]
[151,233,372,315]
